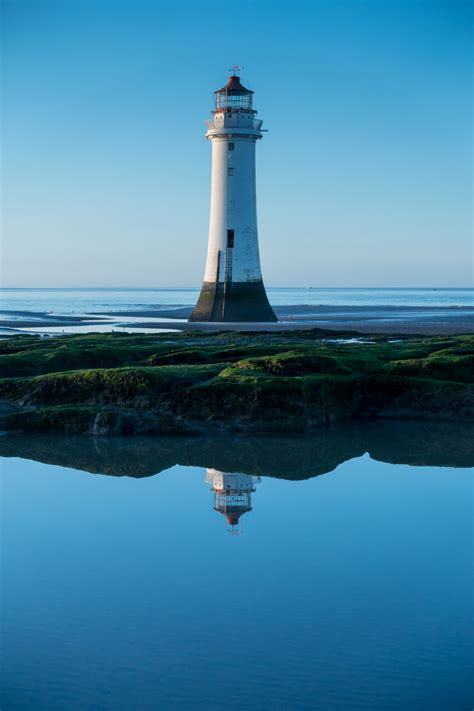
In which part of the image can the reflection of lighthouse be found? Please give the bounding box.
[205,469,261,532]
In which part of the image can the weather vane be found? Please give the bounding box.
[229,64,242,75]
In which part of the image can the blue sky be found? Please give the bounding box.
[2,0,472,287]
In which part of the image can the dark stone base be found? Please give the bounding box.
[189,280,278,322]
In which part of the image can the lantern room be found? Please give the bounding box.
[214,74,254,112]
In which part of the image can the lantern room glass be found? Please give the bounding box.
[215,92,253,110]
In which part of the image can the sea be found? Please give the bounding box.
[1,287,472,315]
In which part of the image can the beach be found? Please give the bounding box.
[0,288,472,336]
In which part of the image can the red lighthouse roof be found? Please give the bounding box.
[215,75,253,95]
[225,511,247,526]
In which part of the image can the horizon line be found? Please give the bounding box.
[0,285,472,291]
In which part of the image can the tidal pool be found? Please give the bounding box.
[1,422,472,710]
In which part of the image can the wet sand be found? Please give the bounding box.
[94,319,474,335]
[0,305,472,335]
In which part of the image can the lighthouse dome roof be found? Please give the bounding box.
[215,75,253,95]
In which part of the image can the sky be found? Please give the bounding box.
[1,0,472,288]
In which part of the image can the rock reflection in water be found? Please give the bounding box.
[0,421,472,480]
[0,420,472,536]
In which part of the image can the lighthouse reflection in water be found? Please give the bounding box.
[205,469,261,533]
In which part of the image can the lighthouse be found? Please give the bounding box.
[189,71,277,323]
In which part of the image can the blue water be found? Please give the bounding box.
[0,287,472,317]
[1,425,473,710]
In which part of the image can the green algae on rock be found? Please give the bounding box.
[0,331,472,435]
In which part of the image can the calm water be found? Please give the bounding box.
[1,287,473,317]
[1,422,473,710]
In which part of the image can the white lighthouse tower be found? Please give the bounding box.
[190,71,277,322]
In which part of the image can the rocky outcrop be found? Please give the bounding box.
[0,331,472,435]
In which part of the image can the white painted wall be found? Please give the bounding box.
[202,111,265,284]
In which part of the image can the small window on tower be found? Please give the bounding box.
[228,167,234,176]
[227,229,235,248]
[228,142,234,151]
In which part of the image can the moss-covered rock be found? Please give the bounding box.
[0,331,472,434]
